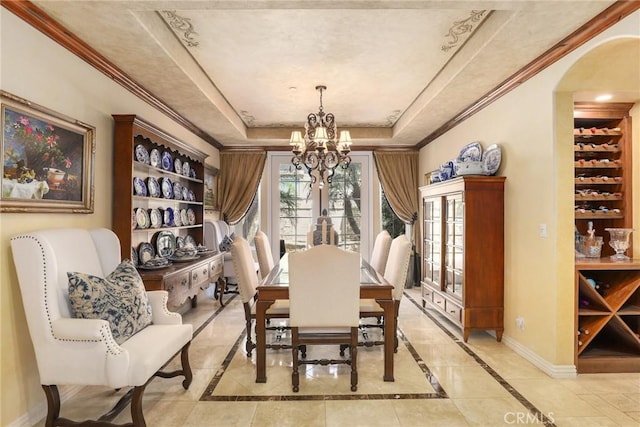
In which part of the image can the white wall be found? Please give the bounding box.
[0,9,219,426]
[419,12,640,374]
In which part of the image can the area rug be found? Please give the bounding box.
[200,324,447,401]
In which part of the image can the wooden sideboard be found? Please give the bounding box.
[139,253,223,309]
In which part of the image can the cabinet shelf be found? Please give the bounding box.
[133,161,204,184]
[573,129,622,136]
[575,211,623,219]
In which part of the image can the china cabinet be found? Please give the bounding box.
[575,259,640,373]
[574,103,633,256]
[420,176,505,342]
[112,114,222,309]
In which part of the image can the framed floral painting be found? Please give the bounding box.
[1,91,95,213]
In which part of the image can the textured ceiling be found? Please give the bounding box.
[30,0,619,148]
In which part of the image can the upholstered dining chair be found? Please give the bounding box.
[356,234,412,352]
[209,220,239,305]
[289,245,360,392]
[254,230,275,280]
[231,236,289,356]
[10,228,193,427]
[369,230,392,275]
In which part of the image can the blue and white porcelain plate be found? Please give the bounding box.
[133,177,147,196]
[161,151,173,171]
[457,142,483,162]
[173,181,183,201]
[164,207,174,227]
[187,208,196,225]
[482,144,502,175]
[155,230,176,258]
[174,158,182,175]
[135,207,150,229]
[149,208,163,229]
[161,177,173,199]
[149,148,161,168]
[146,177,161,198]
[135,144,150,164]
[137,242,155,264]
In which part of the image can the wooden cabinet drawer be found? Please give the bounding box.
[209,257,223,279]
[165,271,190,308]
[422,283,433,303]
[191,263,210,288]
[432,293,446,311]
[445,299,463,324]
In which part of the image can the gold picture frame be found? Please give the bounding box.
[1,91,95,213]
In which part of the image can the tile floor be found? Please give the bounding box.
[37,288,640,427]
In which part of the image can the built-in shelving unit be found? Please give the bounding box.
[574,103,633,255]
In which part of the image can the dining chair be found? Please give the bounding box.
[369,230,392,275]
[289,245,360,392]
[231,236,289,356]
[355,234,412,352]
[254,230,275,280]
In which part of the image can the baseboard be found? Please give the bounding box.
[7,384,84,427]
[500,333,577,379]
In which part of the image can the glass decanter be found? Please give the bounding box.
[605,228,633,261]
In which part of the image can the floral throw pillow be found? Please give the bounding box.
[67,259,152,345]
[219,234,234,252]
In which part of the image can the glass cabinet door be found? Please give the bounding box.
[423,196,442,289]
[444,193,464,298]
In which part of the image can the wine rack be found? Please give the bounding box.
[573,103,633,256]
[575,259,640,373]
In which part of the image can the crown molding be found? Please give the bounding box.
[2,0,223,150]
[417,0,640,149]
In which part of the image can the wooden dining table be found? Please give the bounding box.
[255,253,396,383]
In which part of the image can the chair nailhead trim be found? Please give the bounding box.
[11,235,123,356]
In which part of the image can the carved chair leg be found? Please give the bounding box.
[42,385,61,427]
[292,329,300,392]
[130,384,147,427]
[244,302,255,356]
[351,328,358,392]
[350,346,358,392]
[216,277,227,306]
[181,342,193,389]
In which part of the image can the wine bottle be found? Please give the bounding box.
[578,328,590,335]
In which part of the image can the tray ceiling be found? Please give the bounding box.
[28,0,619,148]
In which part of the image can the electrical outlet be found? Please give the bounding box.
[516,317,525,330]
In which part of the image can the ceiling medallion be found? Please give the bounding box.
[162,10,199,47]
[441,10,487,52]
[290,86,352,189]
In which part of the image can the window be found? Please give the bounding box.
[381,187,405,238]
[234,187,260,243]
[269,153,372,256]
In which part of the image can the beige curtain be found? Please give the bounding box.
[373,151,420,245]
[218,151,266,224]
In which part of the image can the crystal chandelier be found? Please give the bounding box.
[290,85,352,188]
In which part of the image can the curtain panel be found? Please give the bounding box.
[373,151,420,245]
[218,151,266,224]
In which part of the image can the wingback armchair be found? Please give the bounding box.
[10,228,193,427]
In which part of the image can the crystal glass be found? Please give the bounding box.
[605,228,633,261]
